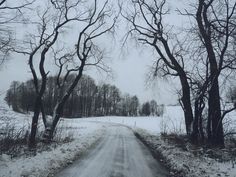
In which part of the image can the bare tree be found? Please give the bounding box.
[150,100,158,116]
[195,0,236,146]
[14,0,87,147]
[123,0,236,147]
[189,73,209,143]
[42,0,117,141]
[122,0,194,136]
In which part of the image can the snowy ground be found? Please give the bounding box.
[77,105,186,135]
[0,102,108,177]
[0,124,106,177]
[74,106,236,177]
[1,100,236,177]
[134,129,236,177]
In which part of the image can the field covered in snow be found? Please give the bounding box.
[74,105,236,136]
[76,105,186,135]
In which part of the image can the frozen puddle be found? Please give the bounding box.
[56,125,169,177]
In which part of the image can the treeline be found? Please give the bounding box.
[5,75,164,118]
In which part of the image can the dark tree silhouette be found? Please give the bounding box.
[123,0,194,136]
[43,0,118,141]
[194,0,236,146]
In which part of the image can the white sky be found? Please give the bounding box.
[0,0,189,104]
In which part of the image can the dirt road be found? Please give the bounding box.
[56,125,169,177]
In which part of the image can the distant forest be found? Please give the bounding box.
[5,75,164,118]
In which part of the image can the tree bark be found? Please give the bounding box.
[161,40,194,136]
[208,78,224,146]
[180,76,194,136]
[28,96,41,147]
[196,0,224,147]
[191,99,200,144]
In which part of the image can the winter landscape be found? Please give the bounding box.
[1,0,236,177]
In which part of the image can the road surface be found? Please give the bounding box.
[56,124,169,177]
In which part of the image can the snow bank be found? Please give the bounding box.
[0,122,106,177]
[135,129,236,177]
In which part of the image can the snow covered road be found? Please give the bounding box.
[55,124,169,177]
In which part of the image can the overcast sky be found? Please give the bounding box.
[0,0,188,104]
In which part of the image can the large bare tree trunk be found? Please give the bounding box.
[162,40,194,136]
[196,0,225,147]
[29,98,40,148]
[208,77,224,146]
[192,99,200,144]
[180,76,194,136]
[29,96,41,147]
